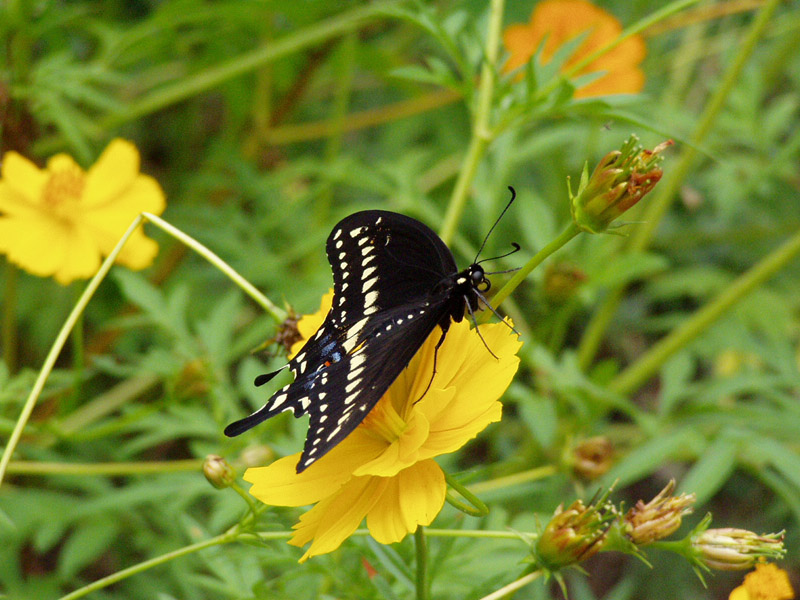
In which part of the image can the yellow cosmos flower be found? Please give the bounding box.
[503,0,646,98]
[0,139,166,285]
[244,291,522,561]
[729,563,795,600]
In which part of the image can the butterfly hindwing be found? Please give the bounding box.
[297,300,450,471]
[223,324,348,436]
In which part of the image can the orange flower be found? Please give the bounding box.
[503,0,646,98]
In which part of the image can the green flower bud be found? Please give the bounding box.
[569,136,672,234]
[203,454,236,489]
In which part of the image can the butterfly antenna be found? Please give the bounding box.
[484,266,522,275]
[478,242,521,265]
[473,288,520,336]
[473,186,517,263]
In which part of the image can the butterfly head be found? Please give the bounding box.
[469,264,491,293]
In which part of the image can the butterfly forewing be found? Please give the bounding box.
[326,211,457,327]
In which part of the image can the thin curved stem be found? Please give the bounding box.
[0,216,145,489]
[58,532,237,600]
[445,472,490,517]
[466,465,558,495]
[141,213,285,321]
[477,571,543,600]
[0,213,282,490]
[5,459,202,476]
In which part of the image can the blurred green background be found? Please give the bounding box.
[1,0,799,598]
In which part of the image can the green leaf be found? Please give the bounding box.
[602,427,705,488]
[58,515,119,578]
[678,433,738,504]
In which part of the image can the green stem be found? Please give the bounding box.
[609,227,800,396]
[415,527,430,600]
[2,261,18,373]
[230,480,259,516]
[477,571,543,600]
[576,0,783,369]
[445,471,489,517]
[141,213,285,322]
[5,459,202,476]
[265,89,461,145]
[0,216,146,489]
[439,0,505,245]
[423,529,535,540]
[488,223,581,316]
[251,528,535,542]
[58,532,237,600]
[466,465,558,495]
[69,285,84,413]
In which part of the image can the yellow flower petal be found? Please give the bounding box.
[82,174,166,268]
[0,213,99,284]
[54,225,102,285]
[417,323,520,457]
[739,563,795,600]
[82,139,141,208]
[0,215,66,277]
[290,475,388,562]
[0,152,46,211]
[245,427,386,506]
[353,398,435,477]
[366,459,445,544]
[47,153,81,174]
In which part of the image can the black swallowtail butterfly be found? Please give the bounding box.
[225,192,518,472]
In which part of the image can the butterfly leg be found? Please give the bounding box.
[473,288,520,337]
[464,294,500,360]
[414,327,448,404]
